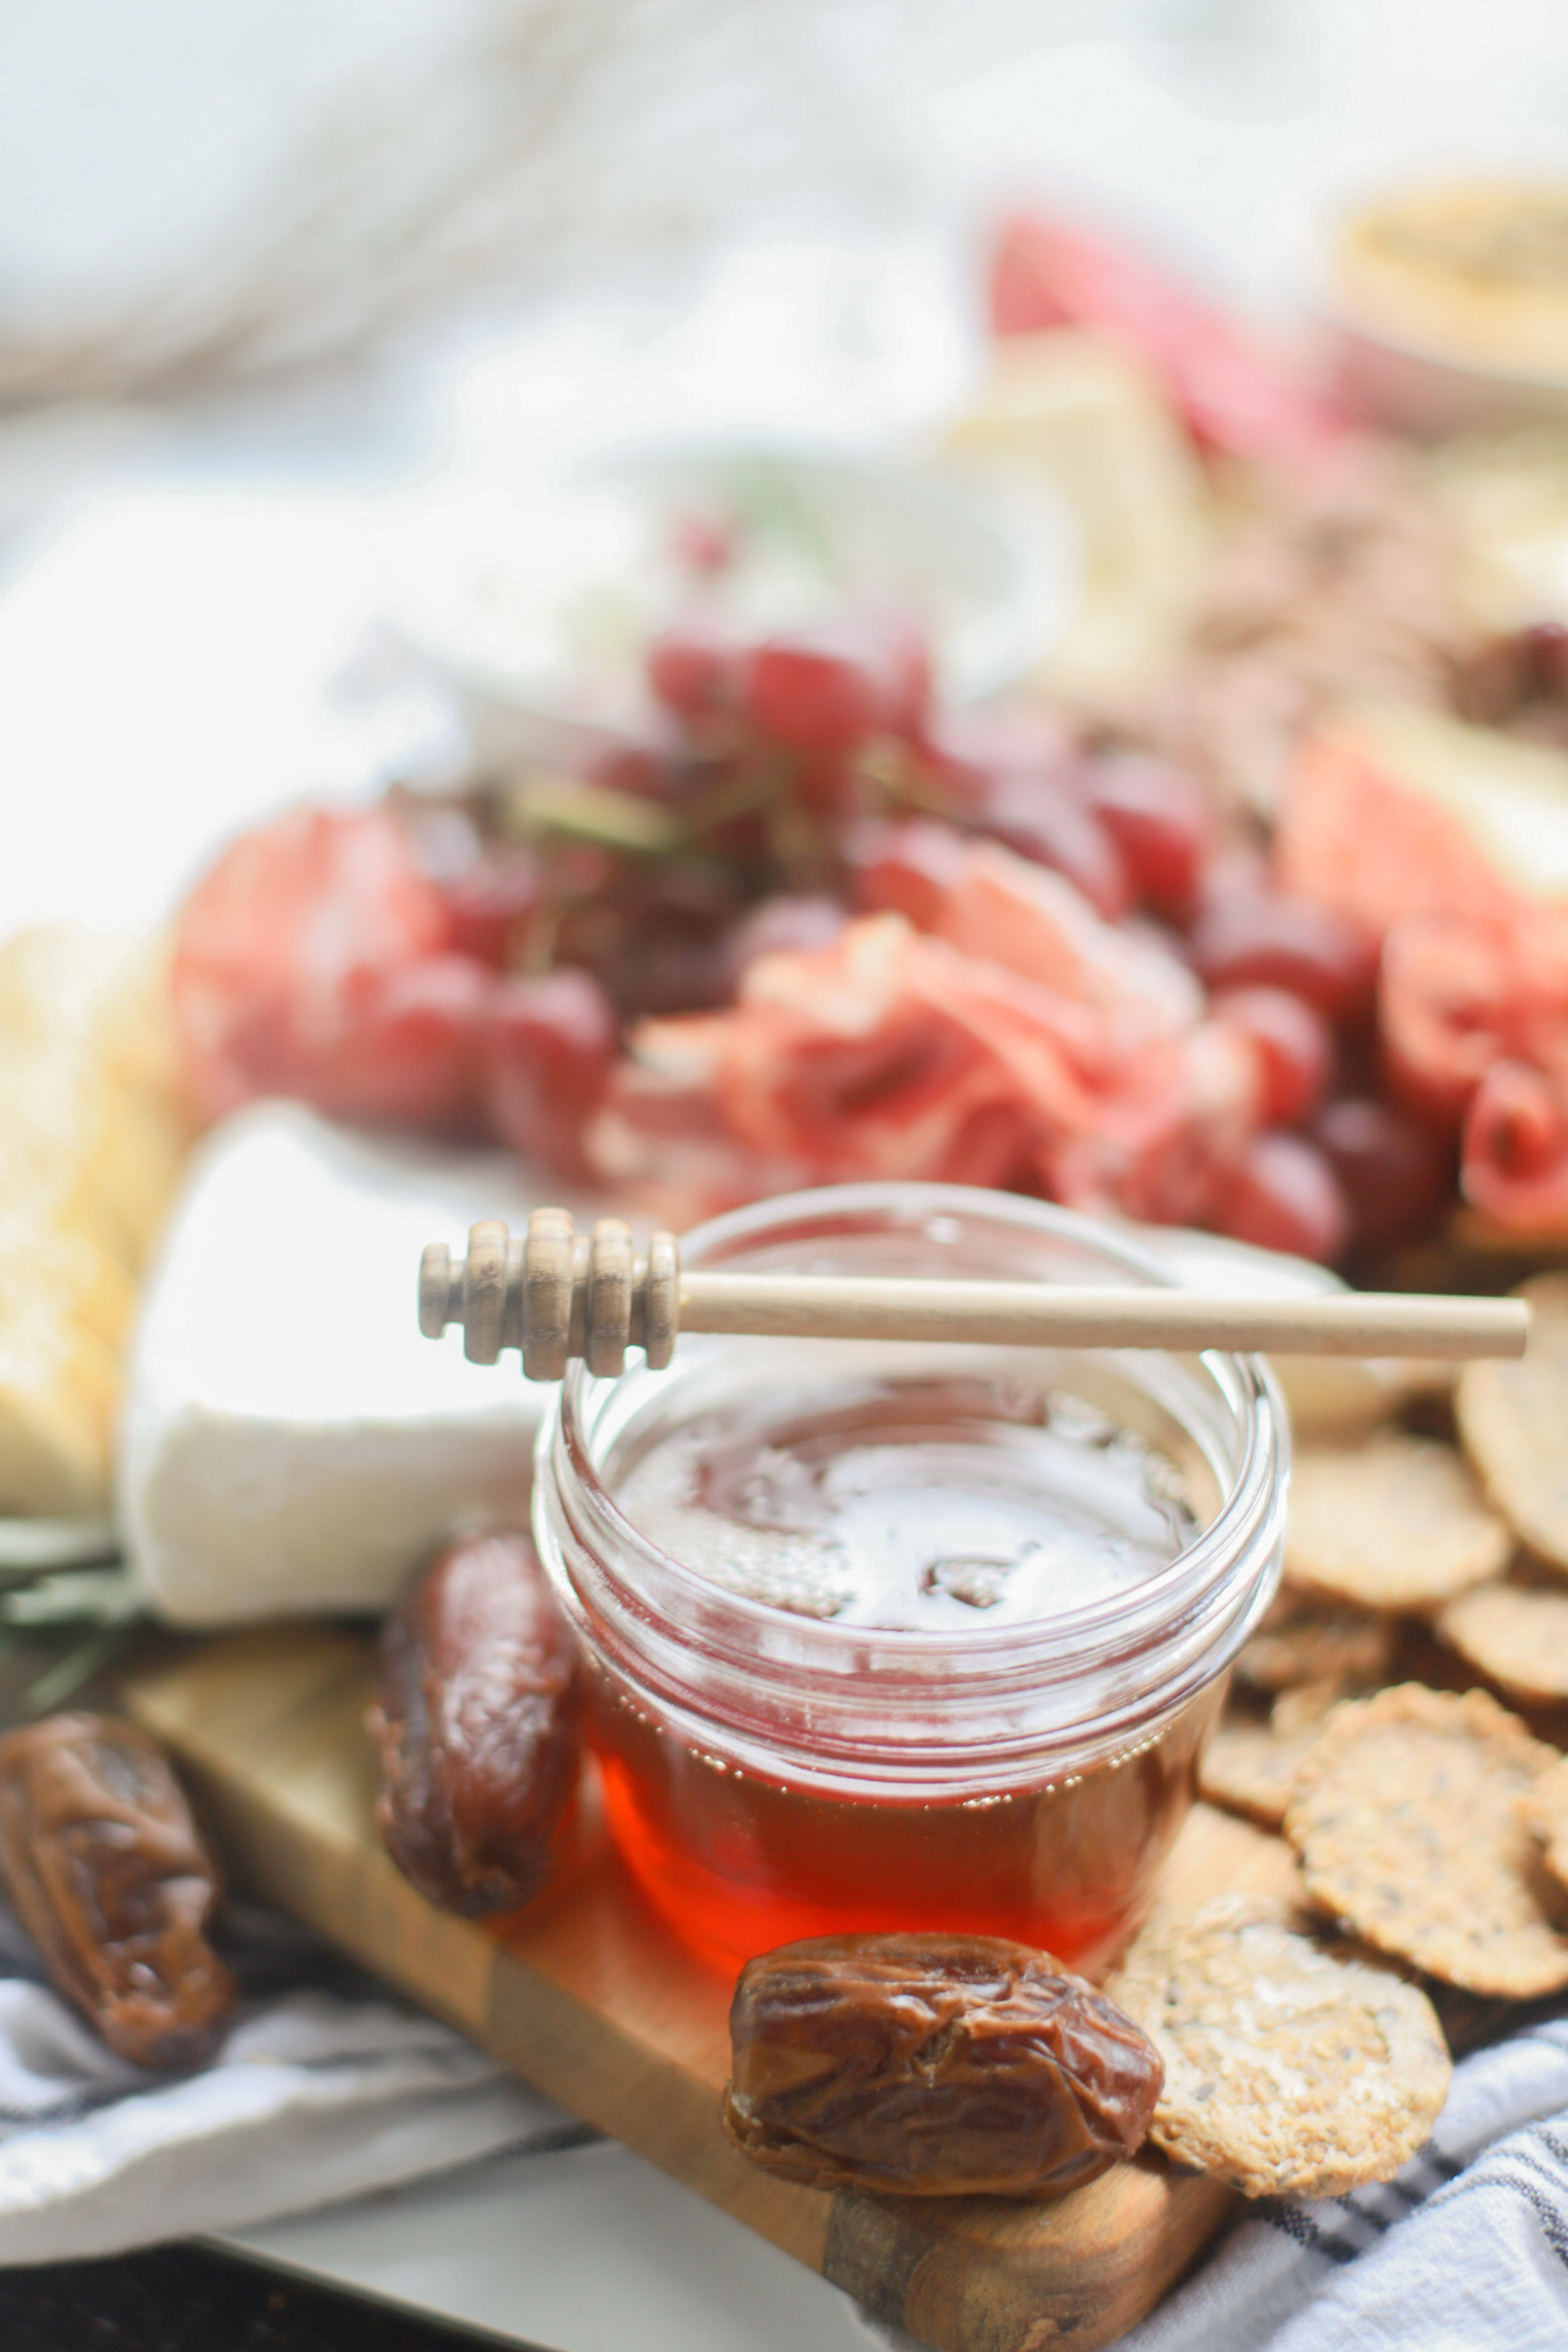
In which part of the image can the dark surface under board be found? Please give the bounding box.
[0,2242,538,2352]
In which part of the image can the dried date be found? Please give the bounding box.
[724,1932,1163,2197]
[0,1712,235,2069]
[368,1528,583,1914]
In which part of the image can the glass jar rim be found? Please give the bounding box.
[535,1184,1288,1780]
[554,1183,1281,1649]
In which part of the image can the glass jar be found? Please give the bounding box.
[533,1184,1288,1976]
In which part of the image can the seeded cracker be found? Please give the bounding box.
[1458,1276,1568,1575]
[1107,1894,1450,2199]
[1521,1755,1568,1896]
[1286,1685,1568,1997]
[1284,1434,1510,1612]
[1439,1581,1568,1706]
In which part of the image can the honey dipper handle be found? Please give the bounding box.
[418,1214,1530,1377]
[677,1277,1528,1359]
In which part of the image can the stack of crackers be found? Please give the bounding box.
[1101,1278,1568,2204]
[0,928,192,1518]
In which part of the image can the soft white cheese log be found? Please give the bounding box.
[120,1104,589,1625]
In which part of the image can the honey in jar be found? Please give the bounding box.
[534,1186,1287,1975]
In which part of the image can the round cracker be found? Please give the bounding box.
[1285,1434,1510,1612]
[1199,1721,1308,1829]
[1285,1684,1568,1998]
[1458,1277,1568,1574]
[1107,1893,1450,2199]
[1200,1682,1348,1830]
[1521,1754,1568,1895]
[1237,1587,1396,1693]
[1439,1582,1568,1705]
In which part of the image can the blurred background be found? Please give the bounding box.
[5,0,1568,934]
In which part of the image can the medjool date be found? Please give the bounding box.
[369,1529,582,1914]
[0,1712,234,2069]
[724,1932,1162,2197]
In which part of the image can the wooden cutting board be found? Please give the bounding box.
[121,1627,1298,2352]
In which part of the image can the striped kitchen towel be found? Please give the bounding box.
[0,1892,593,2263]
[855,2011,1568,2352]
[1114,2009,1568,2350]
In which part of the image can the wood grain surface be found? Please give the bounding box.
[120,1628,1300,2352]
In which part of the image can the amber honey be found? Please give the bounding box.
[590,1667,1220,1976]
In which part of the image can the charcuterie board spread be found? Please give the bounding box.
[120,1624,1296,2352]
[18,189,1568,2352]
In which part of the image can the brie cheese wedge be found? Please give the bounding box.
[121,1103,583,1625]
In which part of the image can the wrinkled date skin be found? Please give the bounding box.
[369,1529,584,1914]
[724,1932,1163,2197]
[0,1713,235,2070]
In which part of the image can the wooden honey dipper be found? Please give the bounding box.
[418,1210,1531,1381]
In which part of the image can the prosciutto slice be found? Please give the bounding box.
[590,842,1262,1230]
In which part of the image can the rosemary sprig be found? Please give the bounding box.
[21,1628,136,1718]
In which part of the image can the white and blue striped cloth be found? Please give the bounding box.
[855,2015,1568,2352]
[0,1894,584,2264]
[1116,2014,1568,2352]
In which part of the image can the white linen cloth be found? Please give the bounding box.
[0,1892,590,2264]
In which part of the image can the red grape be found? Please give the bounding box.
[742,627,885,758]
[1081,751,1210,921]
[1210,987,1332,1127]
[483,968,618,1176]
[977,777,1132,921]
[1313,1097,1451,1252]
[607,930,730,1018]
[858,612,933,742]
[914,712,1127,917]
[1212,1132,1348,1263]
[438,854,542,968]
[647,625,740,723]
[1192,891,1376,1019]
[722,894,847,988]
[612,858,741,931]
[845,818,966,928]
[917,710,1079,817]
[336,955,494,1130]
[584,734,690,802]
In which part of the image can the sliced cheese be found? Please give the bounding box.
[946,329,1213,707]
[120,1104,589,1626]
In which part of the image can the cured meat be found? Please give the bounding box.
[590,842,1268,1238]
[173,807,494,1128]
[924,842,1200,1055]
[988,211,1345,468]
[1283,727,1568,1235]
[1278,734,1525,943]
[1463,1061,1568,1235]
[1381,910,1568,1125]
